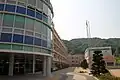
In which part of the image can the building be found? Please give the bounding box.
[68,54,84,67]
[52,27,69,70]
[0,0,54,76]
[85,47,115,71]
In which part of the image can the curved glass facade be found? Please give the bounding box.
[0,0,53,55]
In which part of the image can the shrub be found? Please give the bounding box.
[80,59,88,69]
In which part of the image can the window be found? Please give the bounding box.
[34,38,41,46]
[25,31,33,36]
[0,0,5,3]
[0,13,2,26]
[36,0,43,10]
[2,28,12,32]
[26,18,34,31]
[27,8,35,17]
[13,34,23,43]
[35,21,42,33]
[6,0,16,4]
[28,0,36,6]
[3,14,14,27]
[24,36,33,45]
[0,43,11,50]
[0,4,4,11]
[24,45,33,51]
[14,29,24,34]
[36,10,42,20]
[0,33,12,42]
[12,44,23,50]
[5,4,16,12]
[16,6,26,14]
[15,15,25,29]
[42,40,47,47]
[18,0,26,3]
[42,24,48,35]
[43,3,48,14]
[35,33,41,38]
[34,47,41,52]
[43,13,48,23]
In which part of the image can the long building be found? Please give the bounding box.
[0,0,54,76]
[52,27,69,70]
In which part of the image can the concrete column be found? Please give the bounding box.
[33,55,35,74]
[43,56,47,76]
[9,54,14,76]
[46,56,52,77]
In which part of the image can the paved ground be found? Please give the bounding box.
[109,69,120,77]
[0,67,97,80]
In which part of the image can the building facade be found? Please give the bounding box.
[68,54,84,67]
[85,47,115,72]
[52,27,69,70]
[0,0,53,76]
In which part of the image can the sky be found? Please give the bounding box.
[50,0,120,40]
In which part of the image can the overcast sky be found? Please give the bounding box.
[50,0,120,40]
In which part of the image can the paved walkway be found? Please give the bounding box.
[0,67,97,80]
[109,69,120,77]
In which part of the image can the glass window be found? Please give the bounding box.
[3,14,14,27]
[28,0,36,6]
[25,31,33,36]
[36,10,42,20]
[35,21,42,33]
[43,3,48,14]
[36,0,43,10]
[34,47,41,52]
[34,38,41,46]
[43,13,48,23]
[12,44,23,50]
[14,29,24,34]
[24,36,33,45]
[26,18,34,31]
[0,0,5,3]
[0,4,4,11]
[18,0,26,3]
[42,24,47,35]
[6,0,16,4]
[35,33,41,38]
[0,43,11,50]
[13,34,23,43]
[24,45,33,51]
[42,40,47,47]
[27,8,35,17]
[16,6,26,14]
[0,13,2,26]
[15,15,25,29]
[2,28,12,32]
[5,4,16,12]
[0,33,12,42]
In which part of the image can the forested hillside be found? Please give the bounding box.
[63,38,120,54]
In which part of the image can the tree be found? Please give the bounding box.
[91,51,108,76]
[80,59,88,69]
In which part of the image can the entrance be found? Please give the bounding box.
[14,54,24,74]
[0,53,9,75]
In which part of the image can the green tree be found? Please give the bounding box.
[91,51,108,76]
[80,59,88,69]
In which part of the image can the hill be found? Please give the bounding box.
[62,38,120,55]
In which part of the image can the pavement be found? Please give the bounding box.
[109,69,120,77]
[0,67,97,80]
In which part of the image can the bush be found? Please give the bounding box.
[98,73,120,80]
[80,59,88,69]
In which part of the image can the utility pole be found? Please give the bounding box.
[86,20,91,47]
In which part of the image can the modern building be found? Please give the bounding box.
[0,0,54,76]
[52,27,69,70]
[85,47,115,71]
[68,54,84,67]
